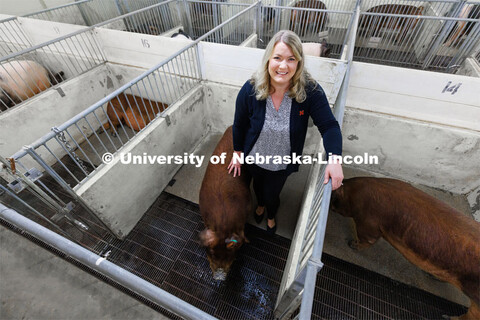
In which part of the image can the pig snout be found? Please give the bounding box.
[213,268,227,281]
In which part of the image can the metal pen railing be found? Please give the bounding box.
[274,1,360,319]
[0,17,32,56]
[8,2,258,193]
[9,43,199,186]
[23,0,120,26]
[99,0,181,35]
[258,4,355,57]
[0,27,104,112]
[183,0,254,41]
[22,0,167,26]
[0,0,180,113]
[1,1,257,250]
[360,0,460,17]
[354,11,480,73]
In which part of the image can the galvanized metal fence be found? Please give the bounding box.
[6,2,257,207]
[22,0,167,26]
[274,2,360,319]
[180,0,254,42]
[258,2,356,57]
[0,17,32,56]
[99,0,182,35]
[0,27,104,112]
[354,0,480,73]
[0,0,183,113]
[8,42,199,187]
[23,0,120,26]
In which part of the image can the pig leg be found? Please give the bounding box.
[459,300,480,320]
[349,218,381,250]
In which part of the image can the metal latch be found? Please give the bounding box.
[8,168,43,193]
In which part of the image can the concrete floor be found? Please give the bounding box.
[166,131,471,308]
[0,225,168,320]
[0,130,472,319]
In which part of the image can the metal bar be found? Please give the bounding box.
[24,147,112,234]
[0,203,217,320]
[1,0,177,63]
[275,266,308,319]
[298,183,331,320]
[23,0,91,17]
[0,185,73,239]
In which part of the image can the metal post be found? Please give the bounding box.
[182,0,194,37]
[256,0,261,41]
[76,0,92,26]
[275,266,308,319]
[421,0,467,69]
[24,147,114,235]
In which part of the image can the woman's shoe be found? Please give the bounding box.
[254,207,265,224]
[266,223,277,236]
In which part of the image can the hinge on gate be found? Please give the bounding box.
[51,201,75,222]
[7,168,43,193]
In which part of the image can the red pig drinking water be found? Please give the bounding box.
[199,126,252,281]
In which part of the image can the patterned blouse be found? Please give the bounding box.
[248,93,292,171]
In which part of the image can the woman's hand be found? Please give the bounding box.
[227,151,243,177]
[324,157,344,190]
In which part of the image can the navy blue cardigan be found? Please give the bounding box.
[233,80,342,174]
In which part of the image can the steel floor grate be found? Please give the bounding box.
[1,191,468,319]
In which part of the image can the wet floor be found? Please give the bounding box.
[1,183,467,319]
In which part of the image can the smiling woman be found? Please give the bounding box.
[228,30,344,235]
[268,42,299,97]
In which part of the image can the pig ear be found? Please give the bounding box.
[199,229,218,248]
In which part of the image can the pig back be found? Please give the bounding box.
[199,126,252,234]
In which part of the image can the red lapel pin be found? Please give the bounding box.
[299,110,304,116]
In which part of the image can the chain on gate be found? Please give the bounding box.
[53,127,90,174]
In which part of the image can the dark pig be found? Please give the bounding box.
[199,126,252,280]
[290,0,328,37]
[359,5,424,43]
[331,177,480,320]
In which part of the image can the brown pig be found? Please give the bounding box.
[102,93,168,136]
[330,177,480,320]
[199,126,252,280]
[290,0,328,37]
[359,5,424,43]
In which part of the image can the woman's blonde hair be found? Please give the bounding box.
[251,30,315,103]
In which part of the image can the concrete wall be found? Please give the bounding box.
[342,108,480,193]
[456,58,480,78]
[76,86,208,239]
[17,17,88,45]
[344,62,480,219]
[200,41,347,102]
[0,63,134,178]
[94,27,195,70]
